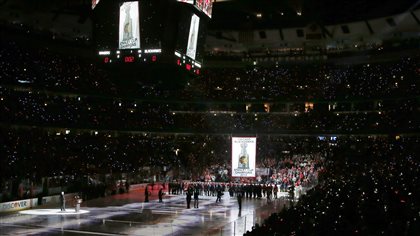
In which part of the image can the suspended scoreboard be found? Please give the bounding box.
[94,0,211,75]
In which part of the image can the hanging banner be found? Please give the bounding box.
[119,1,140,49]
[232,137,256,177]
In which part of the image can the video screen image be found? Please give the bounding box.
[186,14,200,60]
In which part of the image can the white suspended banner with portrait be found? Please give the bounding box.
[232,137,256,177]
[186,14,200,60]
[119,1,140,49]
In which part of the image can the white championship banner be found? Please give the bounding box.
[119,1,140,49]
[232,137,256,177]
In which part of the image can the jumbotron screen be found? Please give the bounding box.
[94,0,208,72]
[175,7,207,62]
[94,0,165,51]
[232,137,257,177]
[186,14,200,59]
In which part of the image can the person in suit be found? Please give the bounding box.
[186,188,192,209]
[193,188,199,208]
[59,192,66,211]
[144,185,150,202]
[216,188,223,203]
[158,188,164,203]
[237,191,243,211]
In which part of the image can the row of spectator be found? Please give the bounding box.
[0,126,412,201]
[1,39,419,101]
[1,87,418,133]
[245,136,420,235]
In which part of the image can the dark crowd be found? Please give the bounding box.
[0,87,418,133]
[0,39,419,102]
[0,28,419,236]
[245,137,420,235]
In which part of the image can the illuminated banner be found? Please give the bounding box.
[232,137,256,177]
[186,14,200,60]
[119,1,140,49]
[92,0,100,10]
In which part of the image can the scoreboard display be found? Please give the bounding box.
[173,5,208,73]
[93,0,210,74]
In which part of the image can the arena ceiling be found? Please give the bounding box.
[209,0,420,29]
[2,0,419,30]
